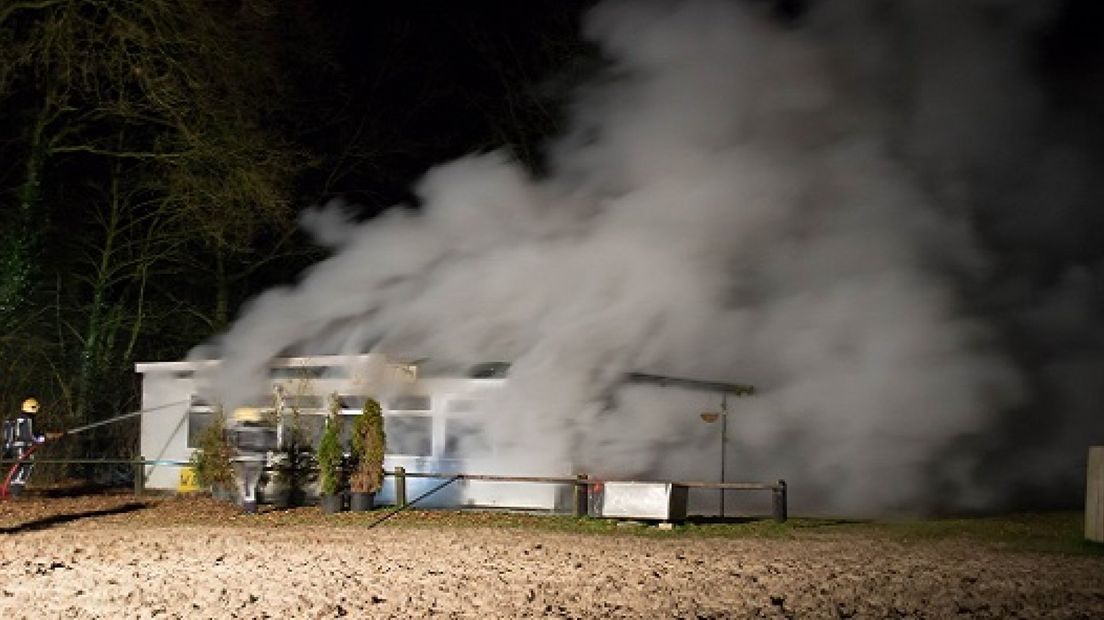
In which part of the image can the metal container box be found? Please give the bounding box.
[591,481,688,522]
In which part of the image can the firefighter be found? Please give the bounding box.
[228,407,274,514]
[2,398,59,497]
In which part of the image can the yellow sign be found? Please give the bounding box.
[178,467,200,492]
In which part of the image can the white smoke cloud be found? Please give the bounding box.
[192,0,1103,515]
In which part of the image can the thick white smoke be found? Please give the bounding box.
[192,0,1100,515]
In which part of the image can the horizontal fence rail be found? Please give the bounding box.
[392,470,783,491]
[391,470,786,522]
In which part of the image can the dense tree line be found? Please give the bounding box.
[0,0,592,461]
[0,1,313,457]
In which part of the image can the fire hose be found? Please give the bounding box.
[0,400,189,499]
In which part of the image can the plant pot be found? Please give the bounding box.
[290,487,307,507]
[211,485,235,503]
[320,493,344,514]
[349,491,375,512]
[263,475,302,508]
[266,485,291,508]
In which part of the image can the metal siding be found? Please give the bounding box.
[139,372,194,490]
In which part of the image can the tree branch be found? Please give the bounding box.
[50,144,185,159]
[0,0,66,28]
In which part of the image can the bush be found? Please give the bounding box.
[189,406,234,490]
[272,386,313,497]
[316,393,344,496]
[350,397,385,494]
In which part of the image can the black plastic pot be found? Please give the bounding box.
[211,485,235,503]
[320,493,344,514]
[349,492,374,512]
[267,489,290,509]
[289,488,307,507]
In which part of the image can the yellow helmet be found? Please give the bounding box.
[232,407,263,423]
[21,398,39,414]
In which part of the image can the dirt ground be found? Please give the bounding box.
[1,494,1103,619]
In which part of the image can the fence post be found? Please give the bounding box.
[133,455,146,497]
[1087,446,1103,542]
[772,479,787,523]
[395,466,407,507]
[573,474,589,517]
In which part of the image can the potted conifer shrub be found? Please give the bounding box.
[349,397,385,512]
[190,406,235,501]
[316,393,345,514]
[268,385,313,508]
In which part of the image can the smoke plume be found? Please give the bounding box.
[192,0,1104,515]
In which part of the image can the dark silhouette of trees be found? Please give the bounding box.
[0,0,595,468]
[0,1,314,450]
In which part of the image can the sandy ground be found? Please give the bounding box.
[1,496,1103,618]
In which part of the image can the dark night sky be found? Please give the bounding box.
[288,0,1102,214]
[291,1,599,210]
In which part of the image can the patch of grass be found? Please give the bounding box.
[331,508,1104,555]
[12,493,1103,557]
[859,512,1104,556]
[343,508,848,540]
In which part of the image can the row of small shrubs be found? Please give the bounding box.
[317,394,386,497]
[191,393,386,503]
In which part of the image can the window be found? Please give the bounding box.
[339,395,369,410]
[388,395,431,411]
[270,366,332,379]
[187,410,216,449]
[443,418,490,458]
[384,415,433,456]
[447,399,477,414]
[467,362,510,378]
[298,414,327,449]
[269,365,351,379]
[232,426,277,453]
[286,395,324,410]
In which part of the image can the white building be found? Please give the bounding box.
[137,354,753,513]
[137,354,562,509]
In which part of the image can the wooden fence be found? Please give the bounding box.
[2,458,788,522]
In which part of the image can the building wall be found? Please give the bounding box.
[135,356,562,509]
[136,356,746,513]
[138,368,195,490]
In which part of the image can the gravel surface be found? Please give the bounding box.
[1,495,1103,618]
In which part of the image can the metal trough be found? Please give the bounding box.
[591,481,689,522]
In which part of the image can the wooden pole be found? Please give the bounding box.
[720,394,727,518]
[573,474,589,517]
[395,466,407,508]
[772,479,787,523]
[133,455,145,496]
[1087,447,1103,543]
